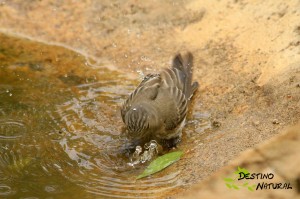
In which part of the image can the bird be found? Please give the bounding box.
[121,52,199,149]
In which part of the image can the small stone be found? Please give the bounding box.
[253,121,260,126]
[212,121,221,127]
[272,119,280,124]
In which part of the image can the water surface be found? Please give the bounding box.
[0,33,210,198]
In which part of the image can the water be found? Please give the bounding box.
[0,33,211,198]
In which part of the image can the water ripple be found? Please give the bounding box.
[0,120,27,140]
[0,34,202,198]
[0,185,13,196]
[41,78,184,198]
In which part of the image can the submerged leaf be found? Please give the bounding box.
[136,151,183,179]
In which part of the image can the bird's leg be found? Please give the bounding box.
[140,140,158,163]
[162,136,181,150]
[128,140,159,166]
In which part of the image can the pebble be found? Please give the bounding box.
[253,121,260,126]
[212,121,221,128]
[272,119,280,125]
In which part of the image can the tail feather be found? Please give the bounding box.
[171,52,198,99]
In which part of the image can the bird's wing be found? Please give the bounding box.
[162,86,187,130]
[159,69,188,130]
[121,74,161,122]
[171,52,199,99]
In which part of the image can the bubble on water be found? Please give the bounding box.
[45,185,56,193]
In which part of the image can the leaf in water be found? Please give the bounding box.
[136,151,183,179]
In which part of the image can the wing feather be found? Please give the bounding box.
[121,74,161,122]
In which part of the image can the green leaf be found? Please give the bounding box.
[224,178,234,182]
[248,184,256,192]
[232,184,240,190]
[136,151,183,179]
[234,166,249,175]
[225,183,232,189]
[243,182,249,186]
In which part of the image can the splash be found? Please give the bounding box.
[128,140,159,167]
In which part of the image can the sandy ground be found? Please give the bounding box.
[0,0,299,198]
[180,124,300,198]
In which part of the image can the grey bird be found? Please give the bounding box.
[121,52,199,149]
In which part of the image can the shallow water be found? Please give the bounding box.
[0,33,210,199]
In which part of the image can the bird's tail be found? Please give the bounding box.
[171,52,199,99]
